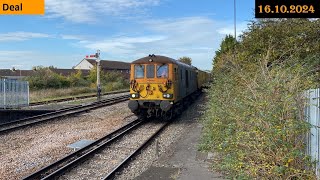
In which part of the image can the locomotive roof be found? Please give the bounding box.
[132,55,196,69]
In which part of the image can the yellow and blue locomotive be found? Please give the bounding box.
[128,54,210,119]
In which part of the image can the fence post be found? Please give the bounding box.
[305,88,320,177]
[3,79,6,109]
[27,81,30,106]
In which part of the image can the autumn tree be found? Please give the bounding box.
[178,56,192,65]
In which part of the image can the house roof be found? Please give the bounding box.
[0,69,90,78]
[86,59,130,70]
[49,68,90,76]
[0,69,35,77]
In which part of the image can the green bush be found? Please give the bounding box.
[25,67,71,89]
[25,66,129,92]
[201,18,319,179]
[201,58,316,179]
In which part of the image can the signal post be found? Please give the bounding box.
[87,50,101,101]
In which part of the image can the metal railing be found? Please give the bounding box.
[0,78,29,109]
[305,88,320,177]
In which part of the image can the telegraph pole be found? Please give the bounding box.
[233,0,237,62]
[96,50,101,101]
[234,0,237,40]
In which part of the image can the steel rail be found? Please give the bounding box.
[1,95,125,127]
[29,89,129,106]
[23,118,143,180]
[0,95,129,134]
[103,121,170,180]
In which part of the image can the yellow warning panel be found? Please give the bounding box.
[0,0,45,15]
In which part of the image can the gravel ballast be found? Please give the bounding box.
[115,93,208,180]
[0,101,133,180]
[0,92,208,180]
[59,122,166,179]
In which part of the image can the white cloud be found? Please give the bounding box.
[217,22,248,37]
[45,0,161,23]
[0,17,248,70]
[0,32,51,42]
[77,17,248,70]
[61,34,86,40]
[0,50,82,69]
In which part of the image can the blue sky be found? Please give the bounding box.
[0,0,255,70]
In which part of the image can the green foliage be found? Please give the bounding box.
[25,66,70,89]
[202,58,316,179]
[202,18,319,179]
[237,19,319,74]
[68,70,90,87]
[88,66,129,91]
[25,66,129,92]
[178,56,192,65]
[213,35,237,70]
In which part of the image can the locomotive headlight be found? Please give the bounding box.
[162,93,173,99]
[131,93,139,99]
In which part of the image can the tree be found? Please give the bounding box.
[212,35,237,72]
[178,56,192,65]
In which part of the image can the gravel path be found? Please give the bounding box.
[0,101,133,180]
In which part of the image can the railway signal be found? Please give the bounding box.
[96,50,101,101]
[85,51,101,101]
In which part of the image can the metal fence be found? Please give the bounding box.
[0,78,29,109]
[305,88,320,177]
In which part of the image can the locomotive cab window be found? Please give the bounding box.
[134,65,145,78]
[146,64,155,78]
[157,64,168,78]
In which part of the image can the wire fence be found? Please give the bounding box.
[0,78,29,109]
[305,88,320,177]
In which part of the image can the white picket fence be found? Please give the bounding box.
[305,88,320,177]
[0,78,29,109]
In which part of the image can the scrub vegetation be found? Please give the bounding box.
[201,18,319,179]
[24,66,129,102]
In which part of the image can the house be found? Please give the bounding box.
[73,58,131,78]
[0,69,35,79]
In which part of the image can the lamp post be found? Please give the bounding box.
[96,50,101,101]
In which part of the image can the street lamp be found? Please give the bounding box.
[96,50,101,101]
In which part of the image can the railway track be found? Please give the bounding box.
[24,119,169,180]
[29,89,129,106]
[0,95,129,134]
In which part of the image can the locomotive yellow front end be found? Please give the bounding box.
[128,55,177,119]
